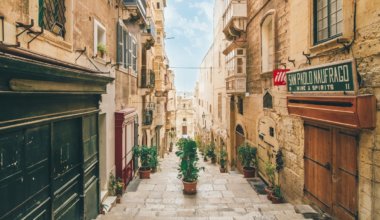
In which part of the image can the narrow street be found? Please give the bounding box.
[99,149,307,220]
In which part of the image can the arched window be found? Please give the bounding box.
[261,14,275,73]
[263,91,273,109]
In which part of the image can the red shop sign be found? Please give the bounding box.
[273,69,290,86]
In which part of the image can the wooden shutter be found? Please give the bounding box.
[116,21,123,65]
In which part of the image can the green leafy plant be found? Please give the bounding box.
[220,149,227,168]
[265,162,276,187]
[108,172,117,196]
[206,143,216,162]
[133,145,152,170]
[149,146,159,170]
[275,149,284,172]
[273,185,282,198]
[115,178,124,196]
[176,138,187,150]
[175,138,204,182]
[237,142,257,168]
[97,42,107,55]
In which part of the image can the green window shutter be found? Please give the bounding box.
[116,21,123,64]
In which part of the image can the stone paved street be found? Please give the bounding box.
[98,149,307,220]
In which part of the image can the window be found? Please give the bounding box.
[157,2,161,9]
[314,0,343,44]
[263,91,273,109]
[94,20,106,58]
[39,0,66,37]
[261,15,274,73]
[117,21,137,74]
[183,118,187,122]
[237,97,243,115]
[269,127,274,137]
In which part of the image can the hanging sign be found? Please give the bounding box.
[273,69,290,86]
[287,60,356,92]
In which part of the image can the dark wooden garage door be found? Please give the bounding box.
[304,123,357,220]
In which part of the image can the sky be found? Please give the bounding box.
[165,0,214,92]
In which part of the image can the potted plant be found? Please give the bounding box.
[219,149,228,173]
[206,143,217,164]
[237,142,257,178]
[271,185,283,203]
[133,145,152,179]
[264,162,276,199]
[97,43,107,58]
[149,146,159,173]
[175,138,203,195]
[115,178,124,203]
[108,172,117,196]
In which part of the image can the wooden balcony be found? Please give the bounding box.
[226,74,246,95]
[223,0,247,41]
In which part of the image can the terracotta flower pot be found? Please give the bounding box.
[182,180,197,195]
[220,167,227,173]
[139,167,151,179]
[271,195,283,204]
[243,167,255,178]
[265,186,274,200]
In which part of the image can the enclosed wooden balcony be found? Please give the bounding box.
[225,48,246,95]
[223,0,247,41]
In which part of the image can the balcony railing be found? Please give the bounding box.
[143,109,153,126]
[141,69,155,88]
[222,0,247,41]
[226,75,246,95]
[123,0,147,23]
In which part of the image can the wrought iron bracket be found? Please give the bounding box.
[75,46,87,62]
[287,57,296,67]
[0,16,20,47]
[337,38,351,53]
[106,59,112,66]
[302,51,311,65]
[16,19,34,38]
[111,62,121,68]
[27,27,44,46]
[278,63,287,69]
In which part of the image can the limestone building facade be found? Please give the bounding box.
[197,0,380,219]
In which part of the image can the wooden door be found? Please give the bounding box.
[182,126,187,135]
[235,131,245,173]
[304,124,333,210]
[333,130,358,220]
[304,123,358,220]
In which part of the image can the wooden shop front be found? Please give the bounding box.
[0,49,113,220]
[286,60,376,220]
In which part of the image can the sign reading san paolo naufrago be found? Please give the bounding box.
[287,59,356,93]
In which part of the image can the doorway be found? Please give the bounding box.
[304,123,358,220]
[235,125,245,173]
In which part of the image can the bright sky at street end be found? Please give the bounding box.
[165,0,214,92]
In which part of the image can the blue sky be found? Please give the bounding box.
[165,0,214,92]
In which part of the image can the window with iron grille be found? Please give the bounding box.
[314,0,343,44]
[39,0,66,37]
[263,91,273,109]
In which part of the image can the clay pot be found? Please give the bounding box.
[243,167,255,178]
[220,167,227,173]
[265,186,274,200]
[182,180,197,195]
[271,195,283,204]
[139,167,151,179]
[116,195,121,203]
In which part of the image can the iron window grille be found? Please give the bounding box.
[314,0,343,44]
[39,0,66,37]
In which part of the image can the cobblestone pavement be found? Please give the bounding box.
[98,149,307,220]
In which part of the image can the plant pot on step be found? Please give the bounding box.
[265,186,274,200]
[139,167,151,179]
[211,157,217,164]
[182,180,197,195]
[116,195,122,203]
[271,195,283,204]
[220,167,227,173]
[243,167,255,178]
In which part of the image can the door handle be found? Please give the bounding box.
[324,162,331,170]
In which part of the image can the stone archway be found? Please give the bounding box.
[235,124,245,173]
